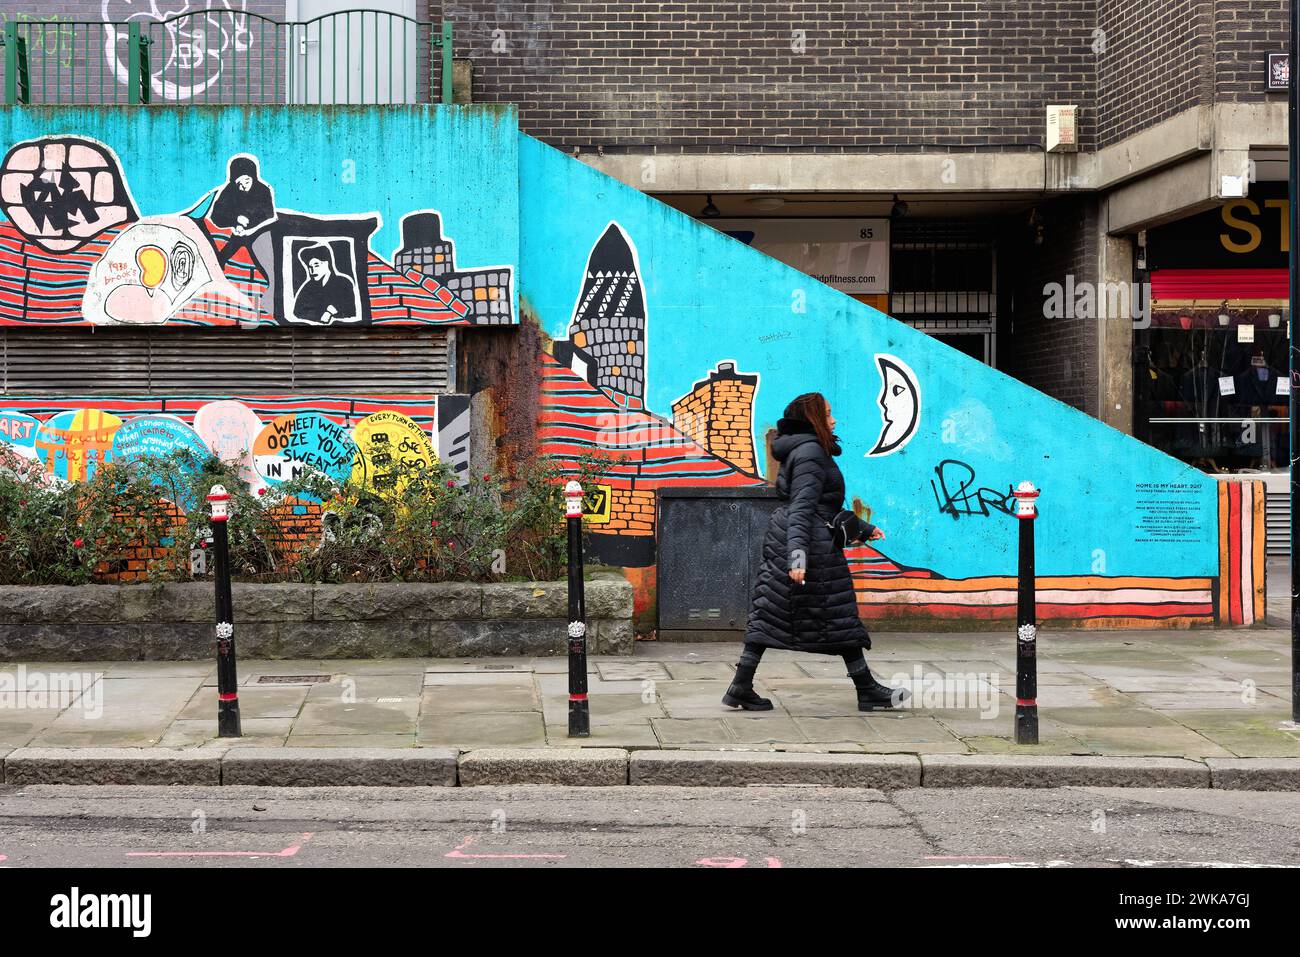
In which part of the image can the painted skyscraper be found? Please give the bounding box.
[552,222,646,409]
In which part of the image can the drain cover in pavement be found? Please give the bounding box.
[255,674,332,685]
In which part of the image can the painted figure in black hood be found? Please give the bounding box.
[722,391,910,713]
[211,155,276,265]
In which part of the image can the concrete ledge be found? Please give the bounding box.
[1206,758,1300,791]
[458,748,628,786]
[920,754,1210,788]
[4,747,224,785]
[0,745,11,784]
[630,750,921,787]
[220,748,459,787]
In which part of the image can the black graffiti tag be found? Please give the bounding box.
[930,459,1016,520]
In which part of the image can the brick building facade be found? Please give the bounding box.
[430,0,1288,432]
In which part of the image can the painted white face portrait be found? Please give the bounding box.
[868,354,921,456]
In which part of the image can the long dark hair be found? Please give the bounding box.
[784,392,837,454]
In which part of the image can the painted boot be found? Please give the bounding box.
[722,660,774,711]
[851,665,909,711]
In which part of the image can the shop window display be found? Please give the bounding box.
[1134,317,1289,472]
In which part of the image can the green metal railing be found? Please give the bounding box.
[1,9,453,106]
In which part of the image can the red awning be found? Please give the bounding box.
[1150,268,1288,301]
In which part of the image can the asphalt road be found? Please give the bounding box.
[0,784,1297,867]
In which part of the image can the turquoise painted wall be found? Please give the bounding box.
[519,136,1217,581]
[0,105,519,290]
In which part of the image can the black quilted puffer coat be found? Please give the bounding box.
[743,418,872,654]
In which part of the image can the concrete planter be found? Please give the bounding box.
[0,574,633,660]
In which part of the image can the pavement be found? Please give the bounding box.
[0,625,1297,787]
[1,783,1298,868]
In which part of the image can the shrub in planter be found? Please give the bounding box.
[276,452,610,583]
[0,439,614,585]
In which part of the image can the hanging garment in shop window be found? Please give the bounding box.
[1178,358,1224,414]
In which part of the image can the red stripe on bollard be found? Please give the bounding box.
[218,693,239,702]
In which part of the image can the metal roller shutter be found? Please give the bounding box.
[0,328,452,394]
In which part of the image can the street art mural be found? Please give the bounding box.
[521,137,1266,628]
[0,107,1267,629]
[0,109,518,328]
[101,1,257,103]
[869,355,922,456]
[0,395,469,496]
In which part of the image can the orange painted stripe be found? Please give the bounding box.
[857,601,1215,621]
[1217,481,1230,625]
[851,575,1214,593]
[1228,481,1243,624]
[1251,480,1266,622]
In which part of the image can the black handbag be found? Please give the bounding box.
[827,509,876,550]
[778,456,875,550]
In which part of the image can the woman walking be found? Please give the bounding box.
[723,392,908,712]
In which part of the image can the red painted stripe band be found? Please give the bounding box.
[218,693,238,702]
[1016,698,1036,707]
[569,694,588,701]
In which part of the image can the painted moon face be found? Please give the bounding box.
[869,354,921,456]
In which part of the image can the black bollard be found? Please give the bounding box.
[564,480,590,738]
[1012,481,1039,745]
[207,485,241,738]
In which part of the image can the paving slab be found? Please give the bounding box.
[1064,725,1234,758]
[221,747,457,786]
[862,713,964,744]
[159,717,293,748]
[722,716,809,745]
[291,697,420,736]
[459,747,628,786]
[284,733,417,748]
[420,684,538,713]
[656,680,753,718]
[792,715,884,744]
[178,685,308,720]
[1195,729,1300,758]
[423,671,536,686]
[920,754,1210,788]
[1131,692,1288,711]
[595,661,671,681]
[417,711,546,748]
[543,720,659,749]
[662,662,735,680]
[305,674,425,701]
[541,693,663,722]
[650,717,735,747]
[631,750,921,787]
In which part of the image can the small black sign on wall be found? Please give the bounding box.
[1267,52,1290,91]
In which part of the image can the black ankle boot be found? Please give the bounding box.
[722,661,774,711]
[850,665,908,711]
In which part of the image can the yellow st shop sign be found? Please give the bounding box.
[1220,197,1290,254]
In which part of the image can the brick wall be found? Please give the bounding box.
[1096,0,1211,148]
[1213,0,1289,101]
[441,0,1099,152]
[999,196,1101,415]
